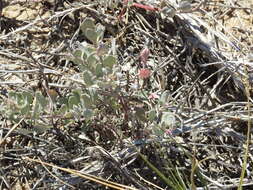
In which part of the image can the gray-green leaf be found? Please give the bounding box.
[80,18,95,34]
[83,70,94,86]
[161,112,176,127]
[103,55,116,70]
[68,95,80,109]
[95,63,103,78]
[81,94,92,108]
[83,108,94,119]
[85,28,99,45]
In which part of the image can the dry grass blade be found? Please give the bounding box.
[0,118,24,146]
[23,157,138,190]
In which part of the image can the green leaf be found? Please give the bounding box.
[58,104,68,114]
[82,45,96,55]
[80,18,95,34]
[95,63,103,78]
[152,124,164,137]
[68,95,80,109]
[22,91,33,105]
[70,90,82,109]
[82,50,88,60]
[8,91,17,98]
[83,70,94,86]
[58,96,69,105]
[16,93,23,105]
[135,107,147,122]
[81,94,92,108]
[72,57,83,65]
[87,53,98,66]
[20,103,30,115]
[159,90,170,105]
[35,92,48,109]
[161,112,175,128]
[73,48,89,61]
[103,55,116,70]
[85,28,99,45]
[72,89,81,102]
[73,49,83,58]
[148,109,157,121]
[64,112,73,119]
[88,87,99,104]
[83,108,94,119]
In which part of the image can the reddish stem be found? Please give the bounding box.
[119,0,160,21]
[132,3,160,12]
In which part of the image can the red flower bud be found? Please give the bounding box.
[139,68,151,79]
[148,93,159,99]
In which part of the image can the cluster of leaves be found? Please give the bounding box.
[0,17,177,138]
[0,18,116,131]
[0,18,184,188]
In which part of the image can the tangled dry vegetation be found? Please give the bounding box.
[0,0,253,189]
